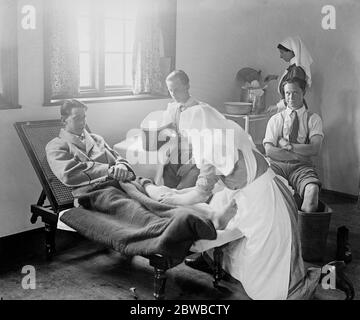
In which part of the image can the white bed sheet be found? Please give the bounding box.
[57,209,76,232]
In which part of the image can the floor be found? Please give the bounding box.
[0,192,359,300]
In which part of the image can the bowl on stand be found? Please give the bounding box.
[224,102,253,115]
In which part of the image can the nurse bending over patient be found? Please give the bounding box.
[143,104,354,300]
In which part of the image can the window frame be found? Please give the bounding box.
[43,0,176,106]
[78,5,135,98]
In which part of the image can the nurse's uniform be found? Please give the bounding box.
[181,105,320,300]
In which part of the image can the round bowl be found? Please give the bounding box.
[224,102,252,115]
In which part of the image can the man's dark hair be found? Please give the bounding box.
[283,77,307,94]
[60,99,88,121]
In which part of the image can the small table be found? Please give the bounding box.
[222,113,271,145]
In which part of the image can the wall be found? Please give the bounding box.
[176,0,360,195]
[0,0,170,237]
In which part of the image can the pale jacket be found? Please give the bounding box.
[46,128,132,192]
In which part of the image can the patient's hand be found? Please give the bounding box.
[108,164,133,182]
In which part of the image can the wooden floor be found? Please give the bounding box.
[0,192,359,300]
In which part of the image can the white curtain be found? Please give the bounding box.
[0,0,20,109]
[44,0,80,101]
[132,0,167,95]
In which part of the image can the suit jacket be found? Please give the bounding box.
[46,128,133,194]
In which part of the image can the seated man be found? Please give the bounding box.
[263,77,324,212]
[162,70,201,189]
[46,99,134,198]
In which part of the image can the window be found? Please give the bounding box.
[78,0,137,97]
[43,0,176,105]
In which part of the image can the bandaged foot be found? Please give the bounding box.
[301,184,319,213]
[212,199,237,230]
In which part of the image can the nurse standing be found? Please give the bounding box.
[266,36,313,113]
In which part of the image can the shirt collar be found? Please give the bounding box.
[59,128,81,140]
[59,128,92,150]
[285,105,306,117]
[178,96,199,110]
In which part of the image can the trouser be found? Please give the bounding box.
[163,163,200,190]
[270,160,321,198]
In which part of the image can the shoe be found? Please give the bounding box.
[184,254,213,275]
[326,261,355,300]
[336,226,352,264]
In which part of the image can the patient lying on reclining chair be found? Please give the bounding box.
[46,99,236,231]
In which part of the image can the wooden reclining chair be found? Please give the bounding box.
[14,120,225,300]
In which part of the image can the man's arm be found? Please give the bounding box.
[264,142,304,162]
[46,139,109,187]
[279,113,324,158]
[108,145,135,176]
[291,135,323,157]
[93,133,135,178]
[263,114,298,161]
[160,162,215,205]
[265,135,323,162]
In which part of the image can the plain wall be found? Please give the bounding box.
[0,0,170,237]
[176,0,360,195]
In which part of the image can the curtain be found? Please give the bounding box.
[0,0,20,109]
[44,0,79,103]
[132,0,168,95]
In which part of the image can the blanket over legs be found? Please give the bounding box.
[60,179,217,260]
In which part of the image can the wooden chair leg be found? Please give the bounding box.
[153,267,167,300]
[45,223,56,261]
[213,246,224,287]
